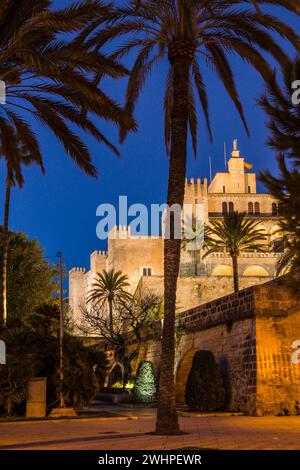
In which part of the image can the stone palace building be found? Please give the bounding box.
[69,141,282,327]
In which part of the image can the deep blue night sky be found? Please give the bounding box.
[0,1,299,278]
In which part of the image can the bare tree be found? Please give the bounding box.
[80,292,162,387]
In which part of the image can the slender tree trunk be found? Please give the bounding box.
[2,174,11,327]
[232,255,239,293]
[155,53,191,434]
[108,298,113,335]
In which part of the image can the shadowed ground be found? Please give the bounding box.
[1,408,300,450]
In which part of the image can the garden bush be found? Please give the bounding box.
[134,361,156,403]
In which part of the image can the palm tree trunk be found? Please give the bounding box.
[155,53,191,434]
[232,255,239,293]
[2,173,11,327]
[108,298,113,335]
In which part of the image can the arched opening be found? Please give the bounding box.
[222,202,228,214]
[254,202,260,215]
[229,202,234,213]
[175,348,197,403]
[108,362,124,387]
[248,202,253,215]
[211,265,233,276]
[243,265,269,277]
[272,202,278,216]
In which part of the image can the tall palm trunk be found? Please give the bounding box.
[108,298,113,335]
[2,172,11,327]
[155,49,191,434]
[232,255,239,293]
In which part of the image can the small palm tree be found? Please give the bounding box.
[204,211,267,292]
[83,0,299,434]
[87,270,131,334]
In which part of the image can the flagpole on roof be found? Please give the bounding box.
[224,142,227,169]
[209,155,212,183]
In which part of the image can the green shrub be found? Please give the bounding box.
[185,350,225,411]
[134,361,156,403]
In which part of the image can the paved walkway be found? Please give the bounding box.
[0,415,300,450]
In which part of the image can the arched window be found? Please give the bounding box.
[254,202,260,214]
[229,202,234,213]
[222,202,228,214]
[272,203,278,216]
[143,268,152,276]
[248,202,254,215]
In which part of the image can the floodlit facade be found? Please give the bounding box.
[69,141,282,327]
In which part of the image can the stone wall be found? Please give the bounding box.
[133,282,300,416]
[138,274,273,313]
[107,229,163,292]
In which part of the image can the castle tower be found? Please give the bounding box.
[69,267,86,326]
[183,177,209,222]
[209,139,256,194]
[90,250,108,274]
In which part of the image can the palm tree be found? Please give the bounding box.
[85,0,299,433]
[263,161,300,277]
[204,211,267,292]
[87,269,131,335]
[0,139,44,327]
[0,0,136,326]
[259,57,300,289]
[259,57,300,162]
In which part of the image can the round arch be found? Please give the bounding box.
[175,348,197,403]
[211,265,233,277]
[108,362,124,387]
[243,265,269,277]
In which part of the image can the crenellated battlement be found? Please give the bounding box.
[185,177,208,197]
[109,225,131,240]
[91,250,108,258]
[69,267,86,275]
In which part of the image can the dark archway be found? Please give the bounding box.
[108,362,124,387]
[175,348,197,403]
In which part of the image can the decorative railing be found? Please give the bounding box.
[207,252,282,258]
[208,212,282,219]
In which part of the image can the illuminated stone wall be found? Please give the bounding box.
[136,282,300,416]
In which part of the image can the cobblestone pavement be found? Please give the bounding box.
[0,415,300,450]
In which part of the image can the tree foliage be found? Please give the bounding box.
[0,0,136,181]
[203,211,267,291]
[81,289,161,387]
[0,229,57,327]
[0,303,107,416]
[260,58,300,288]
[83,0,298,152]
